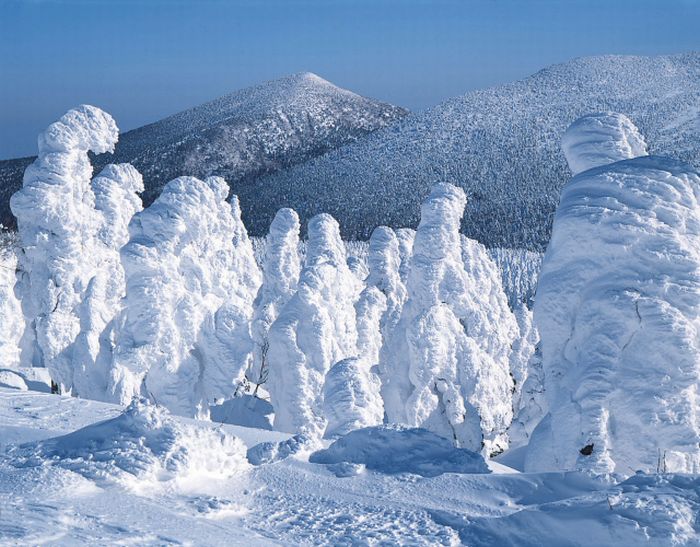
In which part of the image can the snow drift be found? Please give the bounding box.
[309,425,490,477]
[9,398,249,493]
[527,113,700,475]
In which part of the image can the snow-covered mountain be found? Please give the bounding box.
[0,72,407,228]
[249,53,700,249]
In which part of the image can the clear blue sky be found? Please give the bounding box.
[1,0,699,159]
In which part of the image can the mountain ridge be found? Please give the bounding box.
[246,53,700,249]
[0,71,408,228]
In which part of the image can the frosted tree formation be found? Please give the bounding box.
[506,306,543,448]
[71,164,144,400]
[0,237,23,369]
[266,213,362,435]
[395,227,415,284]
[324,226,405,439]
[111,176,254,417]
[248,208,301,388]
[526,112,700,475]
[364,226,407,343]
[10,105,119,391]
[381,183,516,454]
[229,195,262,304]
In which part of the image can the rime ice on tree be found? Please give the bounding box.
[527,113,700,475]
[248,208,301,389]
[267,213,362,435]
[380,183,516,454]
[11,105,118,392]
[111,176,255,417]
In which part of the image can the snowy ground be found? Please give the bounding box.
[1,388,697,546]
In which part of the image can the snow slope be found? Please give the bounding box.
[1,388,696,545]
[0,72,407,230]
[253,53,700,248]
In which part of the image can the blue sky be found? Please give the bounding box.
[1,0,699,158]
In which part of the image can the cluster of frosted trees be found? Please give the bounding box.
[4,105,540,456]
[9,105,696,475]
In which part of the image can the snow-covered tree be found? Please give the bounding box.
[395,227,415,284]
[322,226,406,439]
[110,176,254,417]
[229,195,262,304]
[248,208,301,390]
[10,105,118,391]
[506,305,542,448]
[266,213,362,435]
[526,113,700,475]
[0,231,23,369]
[380,183,516,454]
[71,164,144,400]
[365,226,407,341]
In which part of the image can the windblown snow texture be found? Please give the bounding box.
[527,113,700,475]
[266,213,362,435]
[381,183,516,454]
[10,105,119,391]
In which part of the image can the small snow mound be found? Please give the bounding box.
[247,433,317,466]
[210,395,274,430]
[9,398,248,492]
[0,370,28,391]
[562,112,647,175]
[309,425,490,477]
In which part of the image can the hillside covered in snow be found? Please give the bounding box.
[0,72,407,229]
[253,53,700,249]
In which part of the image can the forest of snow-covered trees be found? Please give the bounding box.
[2,104,700,482]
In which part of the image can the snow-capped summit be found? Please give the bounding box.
[0,73,407,230]
[526,113,700,476]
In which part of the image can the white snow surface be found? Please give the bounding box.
[527,115,700,475]
[310,425,490,477]
[1,388,696,545]
[8,398,249,494]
